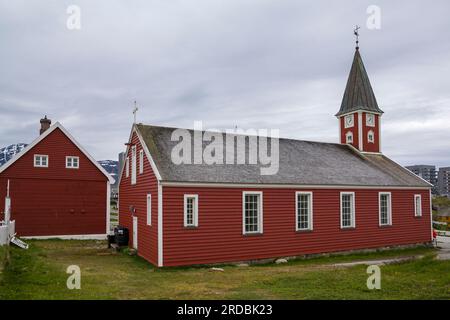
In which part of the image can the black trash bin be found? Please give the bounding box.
[114,226,129,246]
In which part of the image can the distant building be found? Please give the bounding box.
[438,167,450,196]
[405,165,438,194]
[118,152,125,181]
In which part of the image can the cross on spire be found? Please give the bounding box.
[132,100,139,124]
[354,25,360,50]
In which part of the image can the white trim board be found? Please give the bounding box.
[22,234,107,240]
[336,109,383,118]
[161,181,431,190]
[0,122,115,184]
[158,182,163,267]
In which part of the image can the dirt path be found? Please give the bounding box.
[436,236,450,260]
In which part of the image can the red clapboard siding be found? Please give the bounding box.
[362,113,380,153]
[0,127,108,236]
[162,187,431,266]
[118,131,159,265]
[340,115,359,149]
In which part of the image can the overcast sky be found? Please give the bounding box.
[1,0,450,167]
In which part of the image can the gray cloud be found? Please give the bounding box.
[1,0,449,167]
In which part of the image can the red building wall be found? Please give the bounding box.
[362,113,380,153]
[0,128,108,236]
[118,131,159,265]
[340,114,359,149]
[162,186,431,266]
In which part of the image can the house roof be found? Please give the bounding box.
[336,49,384,117]
[135,124,430,188]
[0,122,115,184]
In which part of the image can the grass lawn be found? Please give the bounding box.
[0,240,449,299]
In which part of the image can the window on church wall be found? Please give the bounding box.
[379,192,392,226]
[346,131,353,144]
[368,130,375,143]
[340,192,355,228]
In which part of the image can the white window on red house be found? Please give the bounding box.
[131,146,137,185]
[340,192,355,228]
[243,191,263,234]
[296,192,313,231]
[66,156,79,169]
[184,194,198,227]
[139,149,144,174]
[146,194,152,226]
[126,157,130,178]
[414,194,422,217]
[34,155,48,168]
[379,192,392,226]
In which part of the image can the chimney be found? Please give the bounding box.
[40,116,51,135]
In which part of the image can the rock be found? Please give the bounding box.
[275,258,288,264]
[210,267,224,272]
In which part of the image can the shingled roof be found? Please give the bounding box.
[136,124,430,188]
[336,49,384,116]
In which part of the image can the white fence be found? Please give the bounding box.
[0,220,15,245]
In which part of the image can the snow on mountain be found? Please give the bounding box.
[97,160,119,179]
[0,143,28,167]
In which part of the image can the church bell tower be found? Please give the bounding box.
[336,27,383,153]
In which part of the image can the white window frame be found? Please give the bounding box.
[125,157,129,178]
[34,154,49,168]
[346,131,353,144]
[340,192,356,229]
[242,191,263,235]
[146,194,152,226]
[131,146,137,185]
[366,113,375,127]
[139,149,144,174]
[344,114,354,128]
[184,194,199,227]
[295,191,313,231]
[65,156,79,169]
[414,194,422,217]
[378,192,392,226]
[368,130,375,144]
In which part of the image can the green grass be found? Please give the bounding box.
[0,240,449,299]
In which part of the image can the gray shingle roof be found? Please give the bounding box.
[336,49,384,116]
[136,124,430,188]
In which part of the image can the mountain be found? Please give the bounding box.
[98,160,119,182]
[0,144,118,181]
[0,143,28,167]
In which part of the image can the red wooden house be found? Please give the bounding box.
[119,47,432,267]
[0,118,114,238]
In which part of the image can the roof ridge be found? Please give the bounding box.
[137,123,344,146]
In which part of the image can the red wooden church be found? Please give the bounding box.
[0,118,114,238]
[119,47,432,267]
